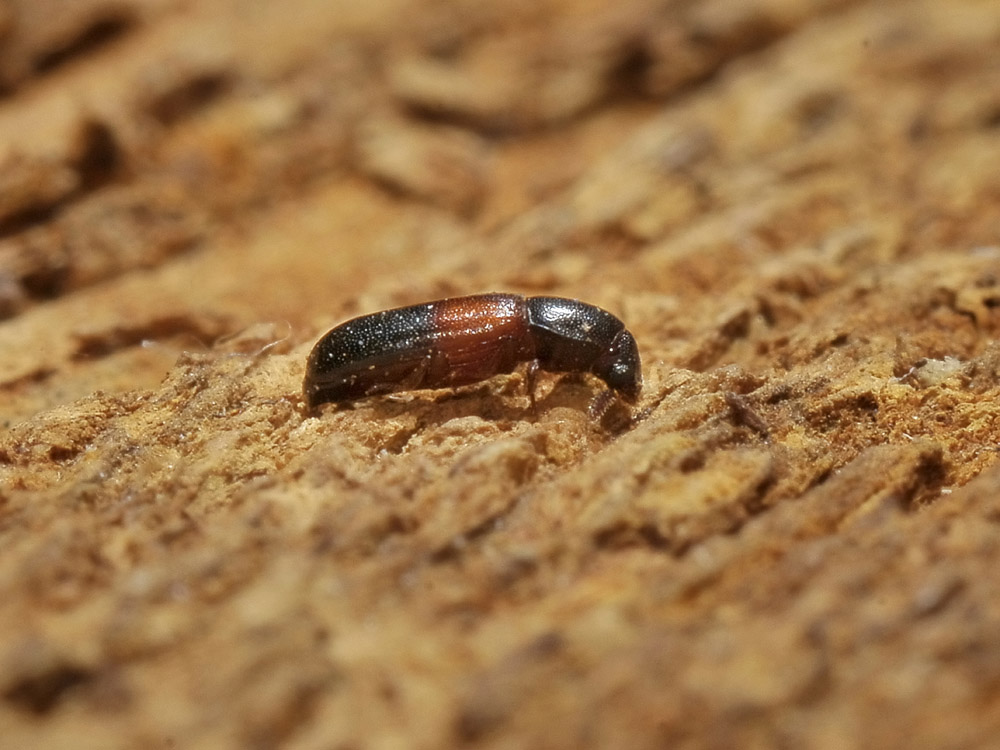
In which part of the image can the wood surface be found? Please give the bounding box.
[2,0,1000,747]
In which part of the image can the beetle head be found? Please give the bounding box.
[593,329,641,401]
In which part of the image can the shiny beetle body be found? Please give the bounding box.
[303,293,641,410]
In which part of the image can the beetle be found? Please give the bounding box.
[303,293,641,413]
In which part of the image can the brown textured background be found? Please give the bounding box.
[2,0,1000,747]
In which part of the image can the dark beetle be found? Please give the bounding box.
[303,293,641,411]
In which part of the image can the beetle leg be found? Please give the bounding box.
[525,359,540,410]
[587,389,616,421]
[365,351,435,397]
[413,352,436,388]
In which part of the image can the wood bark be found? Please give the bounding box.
[2,1,1000,747]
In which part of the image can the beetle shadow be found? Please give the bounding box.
[325,373,629,434]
